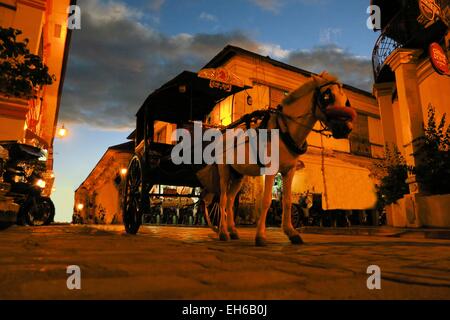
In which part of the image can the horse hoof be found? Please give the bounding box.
[230,232,240,240]
[219,232,230,242]
[255,237,267,247]
[290,234,304,245]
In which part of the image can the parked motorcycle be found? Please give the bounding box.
[0,142,55,226]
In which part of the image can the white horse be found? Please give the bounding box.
[200,72,357,246]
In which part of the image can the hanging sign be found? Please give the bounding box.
[419,0,441,22]
[429,42,450,75]
[198,68,245,92]
[417,0,450,27]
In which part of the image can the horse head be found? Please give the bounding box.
[310,72,357,139]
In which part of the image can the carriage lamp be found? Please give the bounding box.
[178,84,187,93]
[120,168,128,176]
[57,125,68,138]
[77,203,84,211]
[36,179,46,189]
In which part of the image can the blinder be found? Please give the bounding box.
[313,82,355,122]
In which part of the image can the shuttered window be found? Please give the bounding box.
[350,113,371,157]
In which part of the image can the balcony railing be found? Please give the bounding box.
[372,11,420,81]
[372,34,403,81]
[372,3,449,82]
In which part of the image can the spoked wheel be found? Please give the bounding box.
[291,204,304,228]
[123,156,145,234]
[22,196,55,226]
[201,193,239,233]
[200,194,220,233]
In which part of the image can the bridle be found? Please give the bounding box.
[277,81,346,137]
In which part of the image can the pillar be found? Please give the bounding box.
[385,49,425,194]
[373,82,398,147]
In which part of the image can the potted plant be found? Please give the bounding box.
[375,145,409,227]
[0,27,54,99]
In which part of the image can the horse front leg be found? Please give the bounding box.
[255,175,276,247]
[282,168,304,245]
[226,177,244,240]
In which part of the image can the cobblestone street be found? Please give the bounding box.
[0,224,449,300]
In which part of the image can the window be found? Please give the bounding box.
[270,87,287,109]
[155,127,167,144]
[350,114,371,157]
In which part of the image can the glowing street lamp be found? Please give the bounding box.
[57,124,68,138]
[120,168,128,176]
[76,203,84,211]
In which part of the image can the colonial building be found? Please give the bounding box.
[0,0,74,194]
[77,45,384,225]
[371,0,450,227]
[74,142,134,224]
[203,46,382,217]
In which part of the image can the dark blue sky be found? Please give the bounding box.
[54,0,379,221]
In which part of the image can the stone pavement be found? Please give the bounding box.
[0,224,449,300]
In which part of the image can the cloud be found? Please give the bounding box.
[61,0,373,129]
[249,0,283,13]
[248,0,327,13]
[199,12,218,22]
[60,0,259,129]
[319,28,342,44]
[287,44,374,91]
[149,0,165,12]
[258,44,291,59]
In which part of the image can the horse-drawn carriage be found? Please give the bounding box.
[122,69,357,246]
[121,70,251,234]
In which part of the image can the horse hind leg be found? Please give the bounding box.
[217,164,231,241]
[226,177,244,240]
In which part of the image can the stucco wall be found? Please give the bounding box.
[417,60,450,123]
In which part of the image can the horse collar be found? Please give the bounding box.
[276,110,308,156]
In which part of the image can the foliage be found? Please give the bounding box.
[376,145,409,206]
[0,27,54,99]
[413,105,450,195]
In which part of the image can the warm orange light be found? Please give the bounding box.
[120,168,128,176]
[57,125,67,138]
[77,203,84,211]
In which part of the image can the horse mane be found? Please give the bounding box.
[282,72,339,106]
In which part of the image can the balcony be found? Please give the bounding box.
[372,4,448,82]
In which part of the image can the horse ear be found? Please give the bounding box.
[311,74,323,85]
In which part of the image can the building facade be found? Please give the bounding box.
[371,0,450,227]
[0,0,74,194]
[74,142,134,225]
[78,46,384,225]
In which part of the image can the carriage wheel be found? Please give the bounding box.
[199,195,220,232]
[201,195,240,233]
[123,156,145,234]
[291,205,302,229]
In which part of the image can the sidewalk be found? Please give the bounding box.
[300,226,450,240]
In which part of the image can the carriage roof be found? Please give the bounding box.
[136,70,250,124]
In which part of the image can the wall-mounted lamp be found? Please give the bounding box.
[57,124,68,138]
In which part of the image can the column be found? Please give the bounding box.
[385,49,425,194]
[373,82,398,147]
